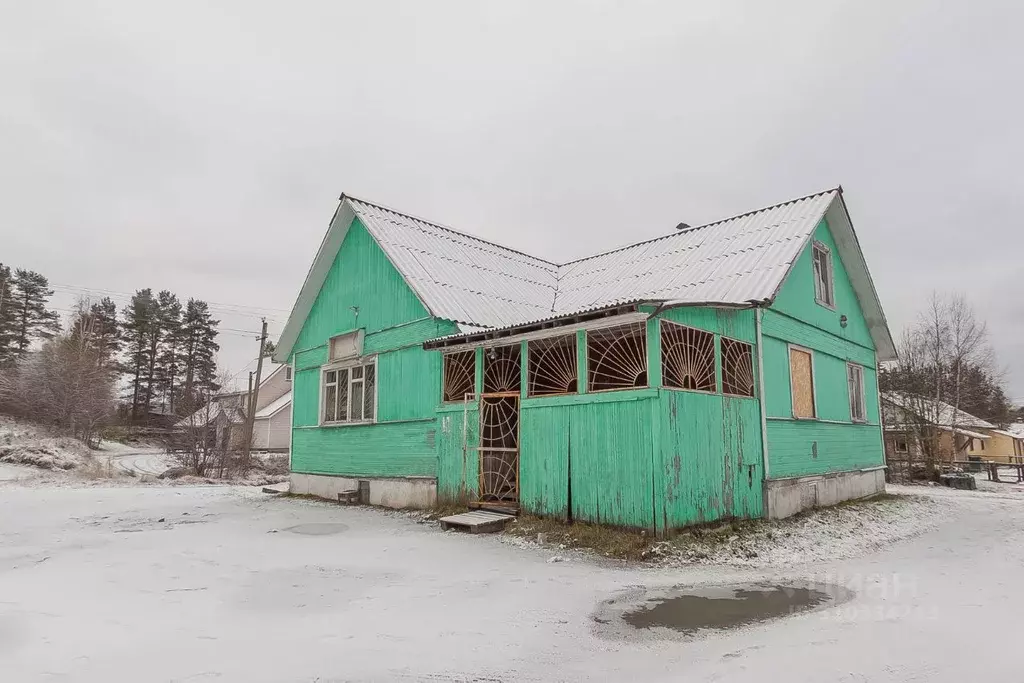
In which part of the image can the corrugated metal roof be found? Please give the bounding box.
[349,190,837,328]
[350,199,557,328]
[275,186,897,361]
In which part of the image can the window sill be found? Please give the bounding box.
[318,420,377,428]
[814,298,836,311]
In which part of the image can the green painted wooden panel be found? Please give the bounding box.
[436,409,479,501]
[293,368,320,427]
[761,336,794,419]
[766,420,884,478]
[377,346,442,422]
[658,390,763,528]
[292,218,430,352]
[365,318,457,354]
[518,406,570,518]
[292,420,437,477]
[659,306,757,343]
[295,345,327,371]
[770,219,874,349]
[568,398,657,529]
[762,310,874,365]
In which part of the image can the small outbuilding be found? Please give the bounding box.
[274,187,895,531]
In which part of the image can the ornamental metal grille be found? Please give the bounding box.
[479,396,520,503]
[527,334,578,396]
[483,344,521,394]
[442,350,476,402]
[721,337,754,397]
[661,321,716,392]
[587,322,647,391]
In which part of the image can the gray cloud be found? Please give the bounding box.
[2,0,1021,399]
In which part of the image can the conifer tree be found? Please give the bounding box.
[121,289,157,425]
[7,269,60,359]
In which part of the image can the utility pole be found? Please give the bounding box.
[241,318,268,472]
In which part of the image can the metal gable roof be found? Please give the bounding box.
[274,187,897,362]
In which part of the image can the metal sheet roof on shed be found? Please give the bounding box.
[275,187,896,362]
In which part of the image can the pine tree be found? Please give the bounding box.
[121,289,157,425]
[179,299,220,413]
[7,269,60,359]
[0,263,16,364]
[154,291,183,415]
[70,297,121,371]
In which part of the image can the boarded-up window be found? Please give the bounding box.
[812,241,834,308]
[442,350,476,402]
[722,337,755,397]
[587,322,647,391]
[528,334,578,396]
[847,362,866,422]
[789,347,815,418]
[661,322,715,392]
[330,330,363,362]
[483,344,521,394]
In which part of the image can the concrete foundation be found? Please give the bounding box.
[289,472,437,509]
[764,466,886,519]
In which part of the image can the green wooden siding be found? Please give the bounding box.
[763,218,884,479]
[770,218,874,349]
[659,306,757,343]
[518,405,570,519]
[766,421,883,478]
[292,420,437,477]
[289,216,451,479]
[436,406,479,501]
[291,218,430,353]
[657,391,763,528]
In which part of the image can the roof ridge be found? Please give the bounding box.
[556,187,841,269]
[344,194,560,269]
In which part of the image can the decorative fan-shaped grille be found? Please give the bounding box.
[479,396,519,502]
[661,321,716,392]
[587,323,648,391]
[722,337,755,397]
[483,344,521,394]
[443,350,475,402]
[527,334,578,396]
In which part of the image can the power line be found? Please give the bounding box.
[48,282,291,318]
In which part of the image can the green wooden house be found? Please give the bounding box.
[273,187,896,532]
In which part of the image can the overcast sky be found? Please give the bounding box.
[2,1,1021,400]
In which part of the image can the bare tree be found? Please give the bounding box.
[882,292,993,478]
[0,331,115,447]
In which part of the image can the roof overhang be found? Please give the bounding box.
[423,302,653,350]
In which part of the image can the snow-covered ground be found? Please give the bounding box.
[2,481,1023,682]
[0,415,94,470]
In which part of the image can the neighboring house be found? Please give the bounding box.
[882,392,1024,463]
[273,187,896,530]
[176,359,292,452]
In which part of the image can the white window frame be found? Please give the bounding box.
[812,241,835,309]
[847,362,867,423]
[319,356,378,426]
[788,344,817,420]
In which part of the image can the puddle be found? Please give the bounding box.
[282,523,348,536]
[593,581,853,641]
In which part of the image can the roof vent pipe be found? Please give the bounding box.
[675,222,690,231]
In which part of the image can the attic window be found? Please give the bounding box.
[661,321,715,392]
[483,344,521,394]
[443,350,476,402]
[587,323,647,392]
[528,334,578,396]
[812,241,835,308]
[722,337,755,398]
